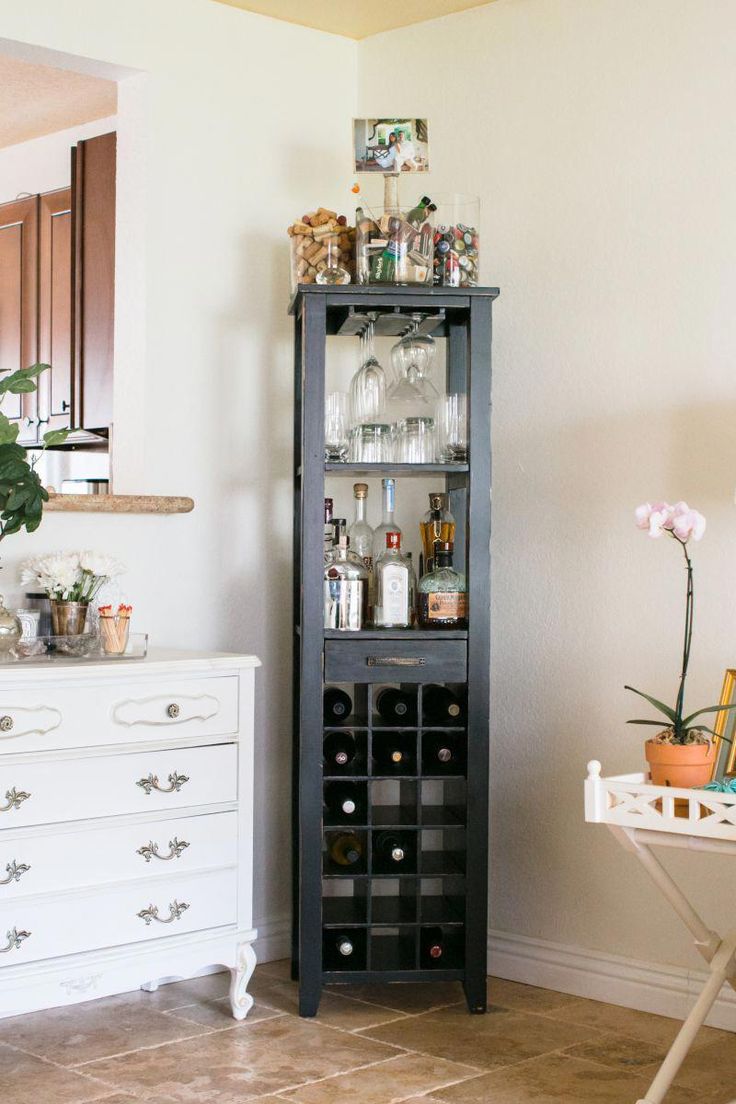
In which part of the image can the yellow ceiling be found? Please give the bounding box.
[0,55,117,150]
[213,0,496,39]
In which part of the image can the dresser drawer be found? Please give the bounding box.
[0,744,236,830]
[324,639,467,684]
[0,811,237,899]
[0,675,239,755]
[0,868,236,967]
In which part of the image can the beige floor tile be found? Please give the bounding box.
[562,1031,666,1071]
[487,977,585,1015]
[554,996,730,1052]
[326,981,464,1014]
[437,1053,703,1103]
[252,975,410,1030]
[0,1043,115,1104]
[639,1035,736,1098]
[164,996,284,1029]
[136,972,232,1011]
[277,1052,479,1103]
[359,1003,601,1069]
[0,994,211,1067]
[83,1015,402,1101]
[256,958,294,981]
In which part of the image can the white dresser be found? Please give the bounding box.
[0,648,259,1020]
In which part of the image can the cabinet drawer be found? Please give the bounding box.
[0,811,237,899]
[0,868,236,967]
[0,675,239,755]
[324,639,467,684]
[0,743,236,830]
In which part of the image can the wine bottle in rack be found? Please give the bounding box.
[324,782,360,818]
[323,732,357,769]
[422,732,465,775]
[334,933,356,958]
[420,926,445,964]
[324,687,353,723]
[374,831,411,867]
[375,687,417,724]
[327,832,363,867]
[372,731,415,772]
[422,684,464,724]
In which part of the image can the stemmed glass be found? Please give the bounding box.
[325,392,350,461]
[349,316,386,426]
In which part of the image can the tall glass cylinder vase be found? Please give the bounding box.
[50,600,89,636]
[356,205,434,286]
[432,194,480,287]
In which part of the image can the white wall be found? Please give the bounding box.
[359,0,736,988]
[0,114,117,204]
[0,0,356,953]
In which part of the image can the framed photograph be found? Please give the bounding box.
[711,669,736,781]
[353,118,429,174]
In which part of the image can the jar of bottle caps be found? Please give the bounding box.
[432,194,480,288]
[355,197,435,286]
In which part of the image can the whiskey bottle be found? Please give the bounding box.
[373,532,415,629]
[324,522,369,631]
[417,542,467,629]
[323,687,353,723]
[327,831,363,866]
[420,926,445,964]
[372,731,416,773]
[420,493,456,575]
[422,685,464,724]
[324,782,360,817]
[375,687,417,724]
[422,732,465,775]
[348,483,374,574]
[372,478,401,564]
[323,731,357,768]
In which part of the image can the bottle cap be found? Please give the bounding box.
[353,483,368,499]
[429,944,443,959]
[338,939,354,956]
[390,749,404,762]
[437,747,452,762]
[391,846,405,862]
[342,799,357,814]
[386,531,401,550]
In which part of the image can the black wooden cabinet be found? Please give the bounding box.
[290,285,498,1017]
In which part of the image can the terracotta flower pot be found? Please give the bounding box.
[645,738,716,789]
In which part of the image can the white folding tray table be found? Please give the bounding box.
[585,760,736,1104]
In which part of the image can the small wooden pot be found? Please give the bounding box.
[645,738,716,789]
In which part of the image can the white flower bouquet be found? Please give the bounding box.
[21,551,126,604]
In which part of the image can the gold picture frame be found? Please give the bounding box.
[711,669,736,781]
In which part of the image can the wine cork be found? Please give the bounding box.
[316,207,337,221]
[311,245,328,266]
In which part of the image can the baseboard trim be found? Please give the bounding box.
[488,928,736,1032]
[254,914,290,964]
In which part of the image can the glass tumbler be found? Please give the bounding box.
[350,423,393,463]
[437,393,468,463]
[396,417,435,464]
[325,392,350,461]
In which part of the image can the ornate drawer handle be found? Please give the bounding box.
[136,772,189,795]
[137,900,189,925]
[0,716,13,732]
[0,788,30,813]
[136,837,190,863]
[167,703,180,719]
[0,927,30,953]
[0,860,30,885]
[366,656,426,667]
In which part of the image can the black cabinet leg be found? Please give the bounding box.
[463,974,487,1014]
[299,982,322,1017]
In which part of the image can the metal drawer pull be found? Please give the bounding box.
[0,716,13,732]
[0,860,30,885]
[137,900,190,925]
[136,772,189,795]
[0,927,30,953]
[137,837,190,863]
[0,788,30,813]
[366,656,426,667]
[167,703,181,719]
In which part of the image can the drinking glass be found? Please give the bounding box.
[437,393,468,463]
[349,317,386,425]
[350,423,393,463]
[396,417,435,464]
[325,392,350,461]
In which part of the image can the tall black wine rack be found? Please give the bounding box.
[290,285,498,1016]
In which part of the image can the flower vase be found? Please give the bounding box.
[50,600,89,636]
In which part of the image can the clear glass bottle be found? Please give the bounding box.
[324,522,369,631]
[373,478,401,564]
[420,493,456,575]
[324,497,335,561]
[373,532,416,629]
[417,541,467,629]
[348,483,374,575]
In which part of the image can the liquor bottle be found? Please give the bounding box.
[420,926,445,964]
[422,684,464,724]
[406,196,436,226]
[420,494,456,575]
[372,731,415,772]
[327,831,363,866]
[375,687,417,724]
[348,483,374,574]
[324,498,335,559]
[373,532,415,629]
[323,687,353,723]
[374,831,409,866]
[422,732,465,774]
[417,542,467,629]
[373,478,401,564]
[324,522,369,631]
[324,781,360,817]
[323,731,357,769]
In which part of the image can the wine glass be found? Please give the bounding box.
[325,392,350,461]
[349,317,386,426]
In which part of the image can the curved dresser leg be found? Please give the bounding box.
[229,942,257,1020]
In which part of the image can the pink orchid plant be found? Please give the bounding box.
[626,501,735,745]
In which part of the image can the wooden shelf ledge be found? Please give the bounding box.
[44,494,194,514]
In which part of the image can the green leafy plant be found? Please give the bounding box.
[0,364,70,539]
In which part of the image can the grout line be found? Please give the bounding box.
[71,1025,222,1069]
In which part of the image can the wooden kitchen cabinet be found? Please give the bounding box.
[38,189,72,437]
[0,197,39,442]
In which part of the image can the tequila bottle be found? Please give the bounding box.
[373,531,415,629]
[373,478,401,563]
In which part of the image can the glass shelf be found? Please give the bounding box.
[325,463,469,476]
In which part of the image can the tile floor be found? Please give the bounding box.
[2,960,734,1103]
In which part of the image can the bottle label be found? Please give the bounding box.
[425,592,467,621]
[378,563,409,626]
